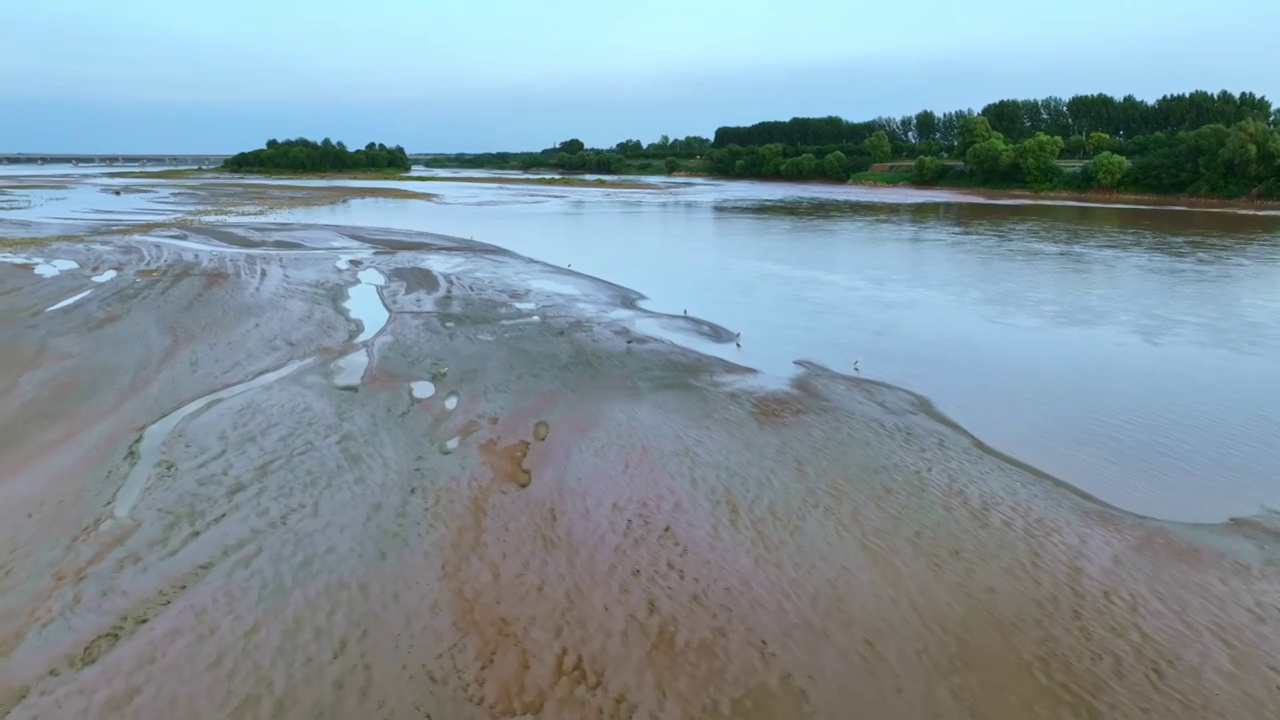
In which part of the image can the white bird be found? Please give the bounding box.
[853,357,861,374]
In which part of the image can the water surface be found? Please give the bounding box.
[262,178,1280,522]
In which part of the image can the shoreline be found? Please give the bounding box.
[68,166,1280,209]
[106,168,664,190]
[682,171,1280,211]
[922,184,1280,211]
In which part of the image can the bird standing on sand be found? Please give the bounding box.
[853,357,861,373]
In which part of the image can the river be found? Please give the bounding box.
[237,175,1280,524]
[4,169,1280,718]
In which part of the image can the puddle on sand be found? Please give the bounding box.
[409,380,436,399]
[35,259,79,278]
[356,267,386,286]
[513,301,537,311]
[500,314,542,325]
[111,358,311,519]
[443,391,459,411]
[335,254,366,270]
[44,289,93,312]
[1,253,79,278]
[342,268,389,343]
[90,269,118,283]
[332,349,370,388]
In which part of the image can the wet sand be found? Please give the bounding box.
[1,216,1279,719]
[108,169,666,190]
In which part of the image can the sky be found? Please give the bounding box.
[3,0,1278,153]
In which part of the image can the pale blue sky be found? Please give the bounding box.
[3,0,1276,152]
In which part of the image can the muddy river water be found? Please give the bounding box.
[0,171,1278,719]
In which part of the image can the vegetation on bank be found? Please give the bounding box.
[222,138,412,173]
[425,90,1280,199]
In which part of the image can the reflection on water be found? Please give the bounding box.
[250,179,1280,523]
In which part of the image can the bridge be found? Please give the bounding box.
[0,154,232,167]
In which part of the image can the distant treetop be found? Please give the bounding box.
[223,137,411,173]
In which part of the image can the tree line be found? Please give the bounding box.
[710,90,1276,153]
[701,90,1280,197]
[223,138,411,173]
[439,89,1279,198]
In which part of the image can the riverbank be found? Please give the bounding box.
[844,176,1280,210]
[108,168,663,190]
[1,218,1277,719]
[0,182,438,249]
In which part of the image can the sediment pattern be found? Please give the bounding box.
[0,221,1277,719]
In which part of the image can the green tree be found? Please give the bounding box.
[965,136,1014,181]
[1221,119,1280,185]
[862,130,892,163]
[914,110,940,146]
[822,150,847,180]
[647,135,672,153]
[1085,132,1112,157]
[912,156,945,184]
[1015,132,1065,185]
[1065,134,1086,159]
[614,139,644,156]
[781,153,817,179]
[221,137,411,173]
[956,116,996,157]
[517,153,542,170]
[663,157,680,174]
[760,143,786,176]
[557,139,585,155]
[1086,152,1127,189]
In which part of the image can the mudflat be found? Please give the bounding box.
[0,187,1278,718]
